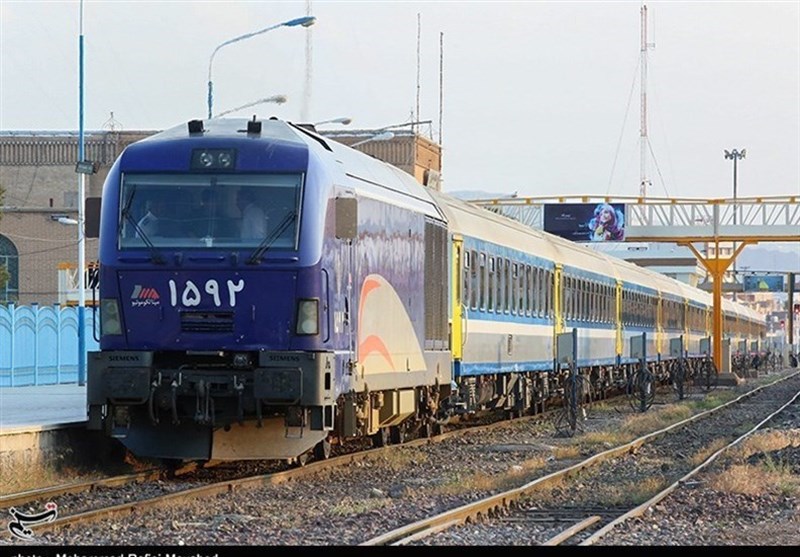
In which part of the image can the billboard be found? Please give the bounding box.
[543,203,626,243]
[743,274,784,293]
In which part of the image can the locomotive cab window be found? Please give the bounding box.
[118,173,303,250]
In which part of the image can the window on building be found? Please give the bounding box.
[0,235,19,303]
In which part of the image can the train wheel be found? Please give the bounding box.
[313,437,332,460]
[371,427,390,448]
[420,421,433,439]
[294,452,310,468]
[390,425,406,445]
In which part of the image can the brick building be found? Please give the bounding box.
[0,125,442,305]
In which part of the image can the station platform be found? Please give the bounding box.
[0,383,87,432]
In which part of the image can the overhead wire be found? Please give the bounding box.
[606,58,641,195]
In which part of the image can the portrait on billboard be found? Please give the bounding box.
[587,203,625,241]
[543,202,626,243]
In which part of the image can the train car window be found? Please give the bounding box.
[488,256,495,312]
[463,250,471,312]
[581,279,591,321]
[504,258,510,313]
[567,276,575,321]
[523,265,533,317]
[524,265,532,317]
[534,267,541,317]
[503,258,510,313]
[542,269,548,318]
[494,257,505,313]
[601,284,607,323]
[511,263,518,316]
[621,289,626,326]
[470,250,479,310]
[545,268,551,318]
[501,258,507,313]
[479,252,486,311]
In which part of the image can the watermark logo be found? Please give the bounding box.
[131,284,161,307]
[8,502,58,539]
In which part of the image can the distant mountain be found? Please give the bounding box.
[736,246,800,274]
[447,190,514,201]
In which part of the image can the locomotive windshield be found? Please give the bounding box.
[118,173,302,250]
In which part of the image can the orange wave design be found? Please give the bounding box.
[358,334,395,369]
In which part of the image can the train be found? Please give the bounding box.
[85,116,766,464]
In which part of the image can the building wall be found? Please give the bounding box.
[0,131,149,305]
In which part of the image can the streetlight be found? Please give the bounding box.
[76,0,88,386]
[378,119,432,132]
[314,117,352,126]
[724,148,746,296]
[207,16,316,119]
[214,94,288,118]
[351,131,395,148]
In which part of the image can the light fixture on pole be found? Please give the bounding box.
[378,119,432,132]
[214,94,288,118]
[314,117,352,126]
[724,148,746,298]
[206,16,316,119]
[351,131,395,148]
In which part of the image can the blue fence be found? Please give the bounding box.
[0,304,99,387]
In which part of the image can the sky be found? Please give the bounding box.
[1,0,798,202]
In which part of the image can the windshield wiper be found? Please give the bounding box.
[121,192,165,264]
[247,211,297,264]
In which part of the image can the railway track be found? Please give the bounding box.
[3,370,795,545]
[360,369,800,546]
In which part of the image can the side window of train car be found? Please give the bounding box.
[487,256,495,311]
[546,269,553,318]
[493,257,500,313]
[565,276,574,321]
[463,250,471,311]
[501,258,506,313]
[498,259,504,313]
[536,267,547,317]
[470,250,479,310]
[524,265,532,317]
[507,261,512,315]
[512,262,520,315]
[479,252,486,311]
[581,279,591,321]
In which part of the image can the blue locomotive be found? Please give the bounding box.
[86,117,765,463]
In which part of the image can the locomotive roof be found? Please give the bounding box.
[121,117,447,222]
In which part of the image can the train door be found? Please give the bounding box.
[335,196,358,374]
[451,236,464,363]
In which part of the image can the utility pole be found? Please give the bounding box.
[789,271,795,351]
[639,4,655,199]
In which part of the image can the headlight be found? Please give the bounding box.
[101,298,122,335]
[296,299,319,335]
